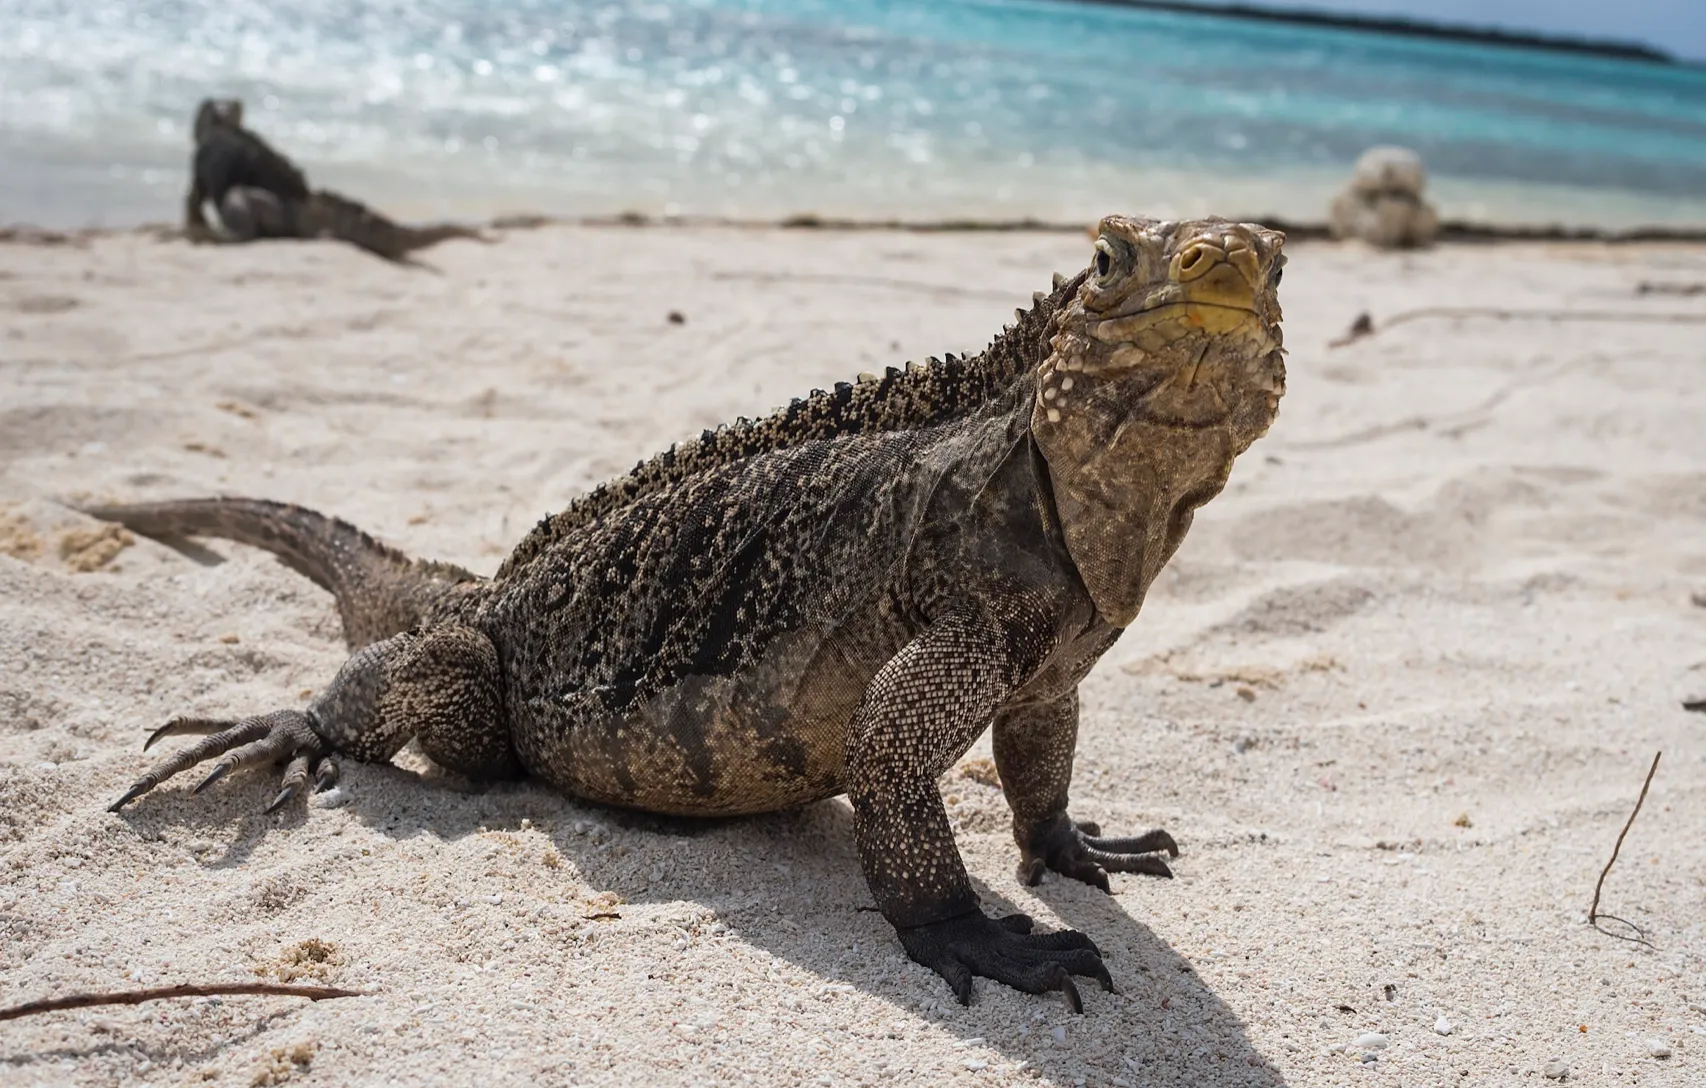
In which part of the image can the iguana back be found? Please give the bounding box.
[495,271,1083,579]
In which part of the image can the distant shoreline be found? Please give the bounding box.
[6,213,1706,247]
[1074,0,1677,65]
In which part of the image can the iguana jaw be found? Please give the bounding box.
[1030,216,1287,627]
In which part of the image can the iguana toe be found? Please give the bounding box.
[1022,815,1178,891]
[109,710,330,813]
[896,910,1114,1012]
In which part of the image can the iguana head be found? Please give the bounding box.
[192,98,245,143]
[1032,216,1286,626]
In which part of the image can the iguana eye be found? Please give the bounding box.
[1271,255,1286,286]
[1094,238,1118,281]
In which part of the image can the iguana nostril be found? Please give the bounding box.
[1175,242,1224,281]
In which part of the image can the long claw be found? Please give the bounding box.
[108,779,157,812]
[193,761,235,794]
[263,785,297,814]
[143,716,235,752]
[264,753,314,813]
[314,757,339,792]
[1056,972,1083,1014]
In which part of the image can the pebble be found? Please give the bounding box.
[1646,1039,1672,1058]
[1353,1032,1389,1050]
[1434,1017,1454,1036]
[313,787,350,809]
[1543,1058,1569,1079]
[1051,1027,1066,1042]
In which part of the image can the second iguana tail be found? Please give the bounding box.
[80,497,481,650]
[303,189,487,262]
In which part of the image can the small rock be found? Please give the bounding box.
[1646,1039,1672,1058]
[1434,1016,1454,1036]
[666,310,686,325]
[1353,1032,1389,1050]
[1051,1026,1066,1042]
[1328,146,1439,249]
[313,787,350,809]
[1543,1058,1569,1079]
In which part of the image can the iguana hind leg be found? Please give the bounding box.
[109,711,333,813]
[217,187,297,241]
[845,602,1114,1010]
[109,626,515,813]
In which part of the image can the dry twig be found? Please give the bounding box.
[0,982,364,1022]
[1588,751,1662,947]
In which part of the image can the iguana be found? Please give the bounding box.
[93,216,1287,1010]
[184,98,485,262]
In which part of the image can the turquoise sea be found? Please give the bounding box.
[3,0,1705,229]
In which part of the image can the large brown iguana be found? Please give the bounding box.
[185,98,485,262]
[93,216,1287,1010]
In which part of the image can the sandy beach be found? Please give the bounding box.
[1,223,1703,1087]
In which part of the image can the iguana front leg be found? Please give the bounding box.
[994,692,1178,891]
[845,605,1113,1011]
[183,178,221,243]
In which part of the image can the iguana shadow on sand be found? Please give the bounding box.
[90,215,1287,1015]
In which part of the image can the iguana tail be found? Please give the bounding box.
[304,189,487,261]
[79,498,481,650]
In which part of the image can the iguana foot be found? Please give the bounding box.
[108,710,336,813]
[1020,815,1178,891]
[897,910,1114,1012]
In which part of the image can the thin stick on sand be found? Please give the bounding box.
[0,982,365,1022]
[1588,751,1661,947]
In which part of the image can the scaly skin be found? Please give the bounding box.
[95,216,1286,1010]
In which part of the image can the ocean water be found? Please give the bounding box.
[3,0,1705,230]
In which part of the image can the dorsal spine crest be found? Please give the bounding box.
[494,269,1087,580]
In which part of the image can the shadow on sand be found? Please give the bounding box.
[279,764,1285,1086]
[96,752,1285,1085]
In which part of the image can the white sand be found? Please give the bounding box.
[1,225,1704,1087]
